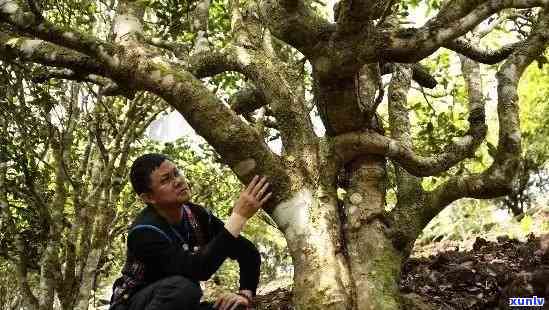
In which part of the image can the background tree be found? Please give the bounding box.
[0,61,165,310]
[2,0,549,309]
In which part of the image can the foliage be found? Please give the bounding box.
[0,59,166,309]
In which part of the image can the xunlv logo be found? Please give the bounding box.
[509,296,545,307]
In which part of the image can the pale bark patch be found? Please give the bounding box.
[272,189,313,237]
[20,40,43,57]
[150,70,162,82]
[509,131,521,144]
[235,46,251,66]
[349,192,363,205]
[108,55,120,67]
[454,135,473,146]
[62,32,77,41]
[161,74,175,88]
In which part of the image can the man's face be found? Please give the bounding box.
[141,160,191,208]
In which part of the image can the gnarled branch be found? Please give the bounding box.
[444,38,525,64]
[425,8,549,227]
[0,32,108,77]
[377,0,549,63]
[334,124,485,177]
[258,0,333,58]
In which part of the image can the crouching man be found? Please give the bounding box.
[110,153,271,310]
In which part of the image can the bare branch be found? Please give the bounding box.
[145,37,191,58]
[0,32,108,77]
[186,49,241,78]
[333,124,485,177]
[188,41,317,161]
[477,12,510,37]
[426,8,549,224]
[31,68,113,86]
[377,0,549,63]
[444,38,524,64]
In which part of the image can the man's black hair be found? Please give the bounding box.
[130,153,170,195]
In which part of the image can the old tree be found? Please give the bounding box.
[2,0,549,308]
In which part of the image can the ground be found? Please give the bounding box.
[252,234,549,310]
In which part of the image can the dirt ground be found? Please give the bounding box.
[254,234,549,310]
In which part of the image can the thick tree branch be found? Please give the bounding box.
[31,68,112,85]
[125,52,291,206]
[186,2,315,161]
[444,38,525,64]
[334,40,488,175]
[186,49,241,78]
[377,0,549,63]
[425,8,549,226]
[386,65,421,184]
[229,85,268,114]
[381,63,438,89]
[335,56,488,177]
[0,32,108,76]
[257,0,333,58]
[0,0,117,62]
[145,37,190,58]
[335,0,396,33]
[333,122,485,177]
[383,64,426,254]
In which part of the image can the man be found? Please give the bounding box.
[110,153,271,310]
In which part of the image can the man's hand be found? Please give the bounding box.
[213,292,250,310]
[225,175,271,237]
[233,175,271,219]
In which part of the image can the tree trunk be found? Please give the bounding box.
[275,178,404,309]
[342,156,403,310]
[273,187,352,309]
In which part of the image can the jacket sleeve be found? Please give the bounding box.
[128,225,238,282]
[210,214,261,295]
